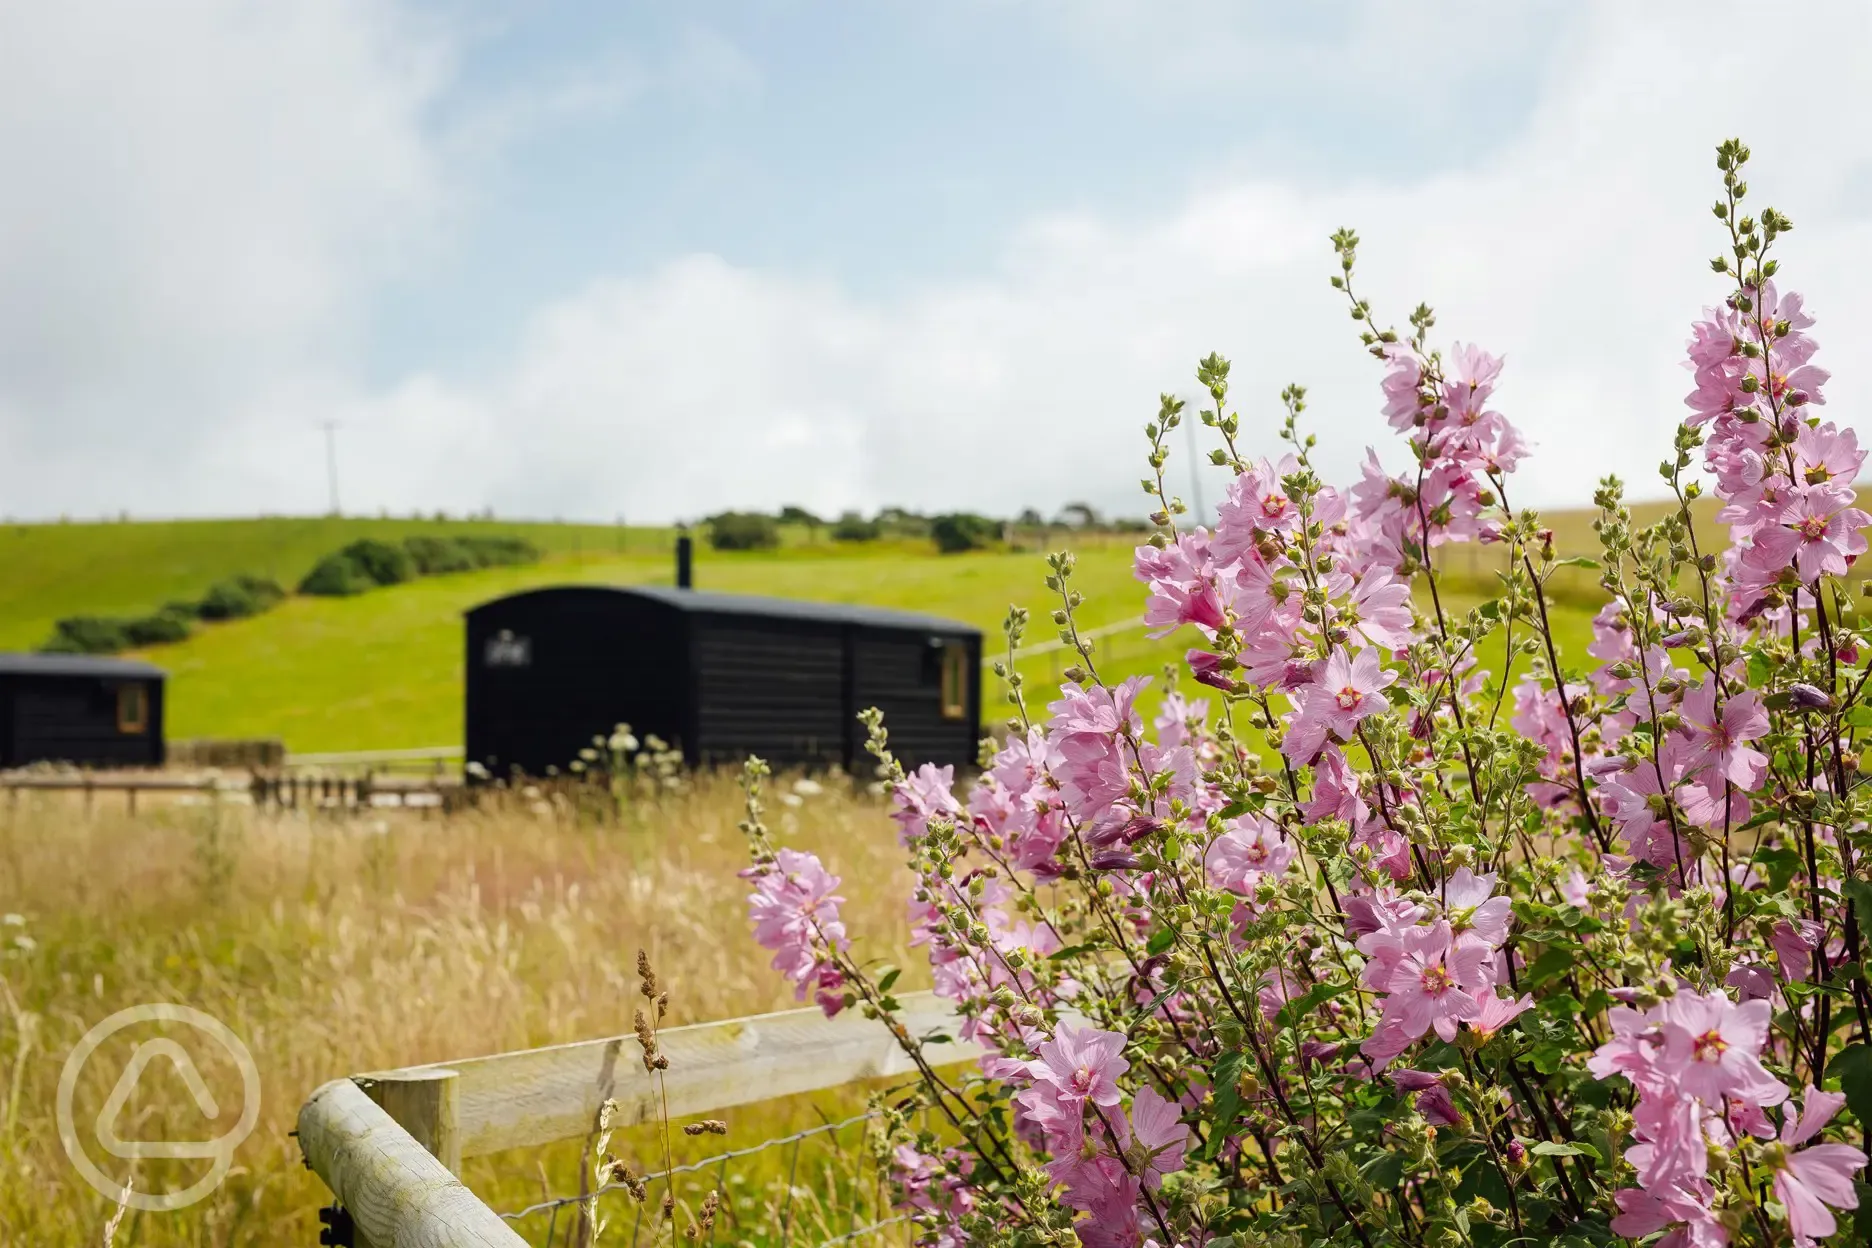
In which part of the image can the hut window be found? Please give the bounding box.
[116,684,148,735]
[939,643,968,720]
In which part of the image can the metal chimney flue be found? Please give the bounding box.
[675,532,693,589]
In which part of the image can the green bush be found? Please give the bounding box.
[831,511,881,542]
[122,608,194,646]
[930,512,1000,554]
[402,534,540,575]
[456,535,539,567]
[706,512,780,551]
[402,535,479,575]
[297,553,372,596]
[197,574,285,621]
[42,616,131,654]
[337,539,413,587]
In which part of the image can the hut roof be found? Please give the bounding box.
[471,585,978,635]
[0,653,167,679]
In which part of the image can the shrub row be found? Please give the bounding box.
[42,573,286,655]
[39,533,541,653]
[703,506,1150,554]
[297,535,539,597]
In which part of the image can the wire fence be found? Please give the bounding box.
[492,1110,909,1248]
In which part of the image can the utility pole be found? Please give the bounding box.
[1184,405,1206,523]
[319,419,341,516]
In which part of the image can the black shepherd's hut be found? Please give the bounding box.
[464,586,981,777]
[0,654,166,768]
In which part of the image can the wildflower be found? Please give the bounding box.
[744,849,848,1014]
[1771,1086,1868,1245]
[1123,1086,1190,1188]
[1659,990,1787,1106]
[1675,681,1769,790]
[1284,647,1394,763]
[1028,1023,1129,1109]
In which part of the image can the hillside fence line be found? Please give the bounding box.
[297,991,976,1247]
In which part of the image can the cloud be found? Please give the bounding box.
[329,1,1872,524]
[0,0,448,517]
[4,2,1872,526]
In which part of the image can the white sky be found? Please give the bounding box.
[1,1,1869,523]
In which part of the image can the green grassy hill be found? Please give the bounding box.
[0,511,1645,753]
[0,515,665,652]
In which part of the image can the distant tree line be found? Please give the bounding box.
[42,534,540,655]
[701,503,1149,555]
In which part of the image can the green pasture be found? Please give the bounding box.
[0,516,1624,753]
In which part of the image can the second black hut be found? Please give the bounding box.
[464,586,981,778]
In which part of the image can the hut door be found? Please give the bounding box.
[938,643,968,720]
[116,684,149,734]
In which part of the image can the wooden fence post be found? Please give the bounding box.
[364,1067,462,1175]
[299,1077,519,1247]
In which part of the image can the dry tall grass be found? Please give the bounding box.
[0,773,916,1246]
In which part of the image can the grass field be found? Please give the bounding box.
[0,511,1650,752]
[0,777,915,1246]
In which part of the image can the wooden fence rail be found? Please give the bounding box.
[0,771,456,814]
[299,991,977,1247]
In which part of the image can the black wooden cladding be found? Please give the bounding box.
[0,654,166,769]
[464,586,981,778]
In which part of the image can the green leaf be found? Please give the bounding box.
[1529,1041,1568,1075]
[1212,1048,1246,1090]
[1551,556,1600,570]
[1047,943,1097,962]
[1202,1082,1243,1162]
[1526,945,1578,985]
[1276,982,1349,1031]
[1145,926,1176,956]
[1362,1151,1405,1189]
[1843,880,1872,945]
[1827,1044,1872,1130]
[1754,844,1803,893]
[876,966,901,994]
[1531,1140,1602,1162]
[1128,983,1180,1028]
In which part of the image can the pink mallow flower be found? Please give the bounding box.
[1283,647,1394,763]
[1371,921,1492,1051]
[1122,1086,1190,1189]
[1675,681,1769,790]
[1028,1023,1129,1109]
[1659,991,1788,1107]
[1773,1086,1868,1245]
[745,849,849,1015]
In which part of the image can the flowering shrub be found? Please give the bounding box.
[738,140,1872,1246]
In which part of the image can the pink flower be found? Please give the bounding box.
[1028,1023,1129,1109]
[1385,922,1492,1041]
[1283,647,1394,763]
[1749,489,1869,582]
[1218,455,1302,538]
[1611,1181,1726,1248]
[1773,1086,1867,1245]
[1659,991,1788,1107]
[1771,919,1823,983]
[891,763,963,845]
[1675,681,1769,790]
[1442,868,1512,949]
[1468,991,1535,1040]
[1205,815,1294,895]
[1339,569,1415,650]
[745,849,849,1012]
[1123,1086,1189,1188]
